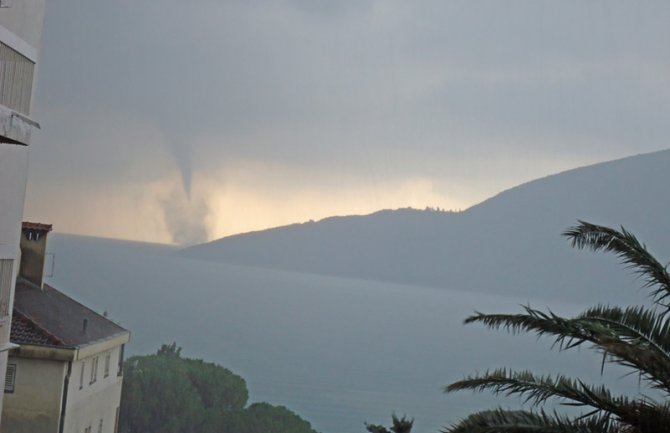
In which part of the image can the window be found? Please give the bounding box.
[79,361,85,389]
[0,41,35,115]
[98,418,103,433]
[114,407,120,433]
[118,344,125,377]
[4,363,16,393]
[0,259,13,317]
[90,356,98,384]
[104,351,111,378]
[84,426,92,433]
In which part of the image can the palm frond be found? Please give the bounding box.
[443,408,614,433]
[446,369,622,412]
[563,221,670,309]
[577,305,670,359]
[628,402,670,433]
[464,307,581,348]
[445,369,670,428]
[464,306,670,392]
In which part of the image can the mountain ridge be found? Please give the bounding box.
[180,149,670,303]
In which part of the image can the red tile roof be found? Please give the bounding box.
[22,222,53,232]
[12,279,128,348]
[10,310,64,346]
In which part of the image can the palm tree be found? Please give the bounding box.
[366,414,414,433]
[444,221,670,433]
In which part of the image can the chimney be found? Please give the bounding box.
[19,222,52,288]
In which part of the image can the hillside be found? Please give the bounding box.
[180,149,670,304]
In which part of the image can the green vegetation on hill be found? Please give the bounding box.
[120,343,319,433]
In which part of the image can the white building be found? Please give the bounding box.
[0,0,47,426]
[2,223,130,433]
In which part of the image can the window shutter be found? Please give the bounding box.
[0,260,13,317]
[5,363,16,393]
[0,42,35,114]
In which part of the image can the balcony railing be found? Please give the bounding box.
[0,41,34,115]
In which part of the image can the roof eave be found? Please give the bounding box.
[10,344,76,361]
[74,332,130,361]
[11,330,130,362]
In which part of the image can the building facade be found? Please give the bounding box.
[2,223,130,433]
[0,0,47,425]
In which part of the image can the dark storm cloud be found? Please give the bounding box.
[28,0,670,242]
[37,1,670,166]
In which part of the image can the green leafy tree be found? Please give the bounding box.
[445,221,670,433]
[120,354,207,433]
[183,358,248,411]
[220,403,318,433]
[157,342,183,358]
[119,346,317,433]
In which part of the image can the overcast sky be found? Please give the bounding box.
[24,0,670,244]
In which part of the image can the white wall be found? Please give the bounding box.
[0,2,47,429]
[0,138,30,427]
[0,346,126,433]
[0,0,46,117]
[0,145,29,260]
[1,356,67,433]
[0,0,44,260]
[0,1,45,258]
[0,0,46,58]
[64,346,124,433]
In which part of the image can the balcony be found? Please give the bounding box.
[0,41,38,145]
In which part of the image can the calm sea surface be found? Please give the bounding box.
[48,234,611,433]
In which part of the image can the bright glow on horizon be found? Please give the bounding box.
[25,170,471,245]
[23,150,614,245]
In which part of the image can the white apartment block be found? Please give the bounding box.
[0,0,46,426]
